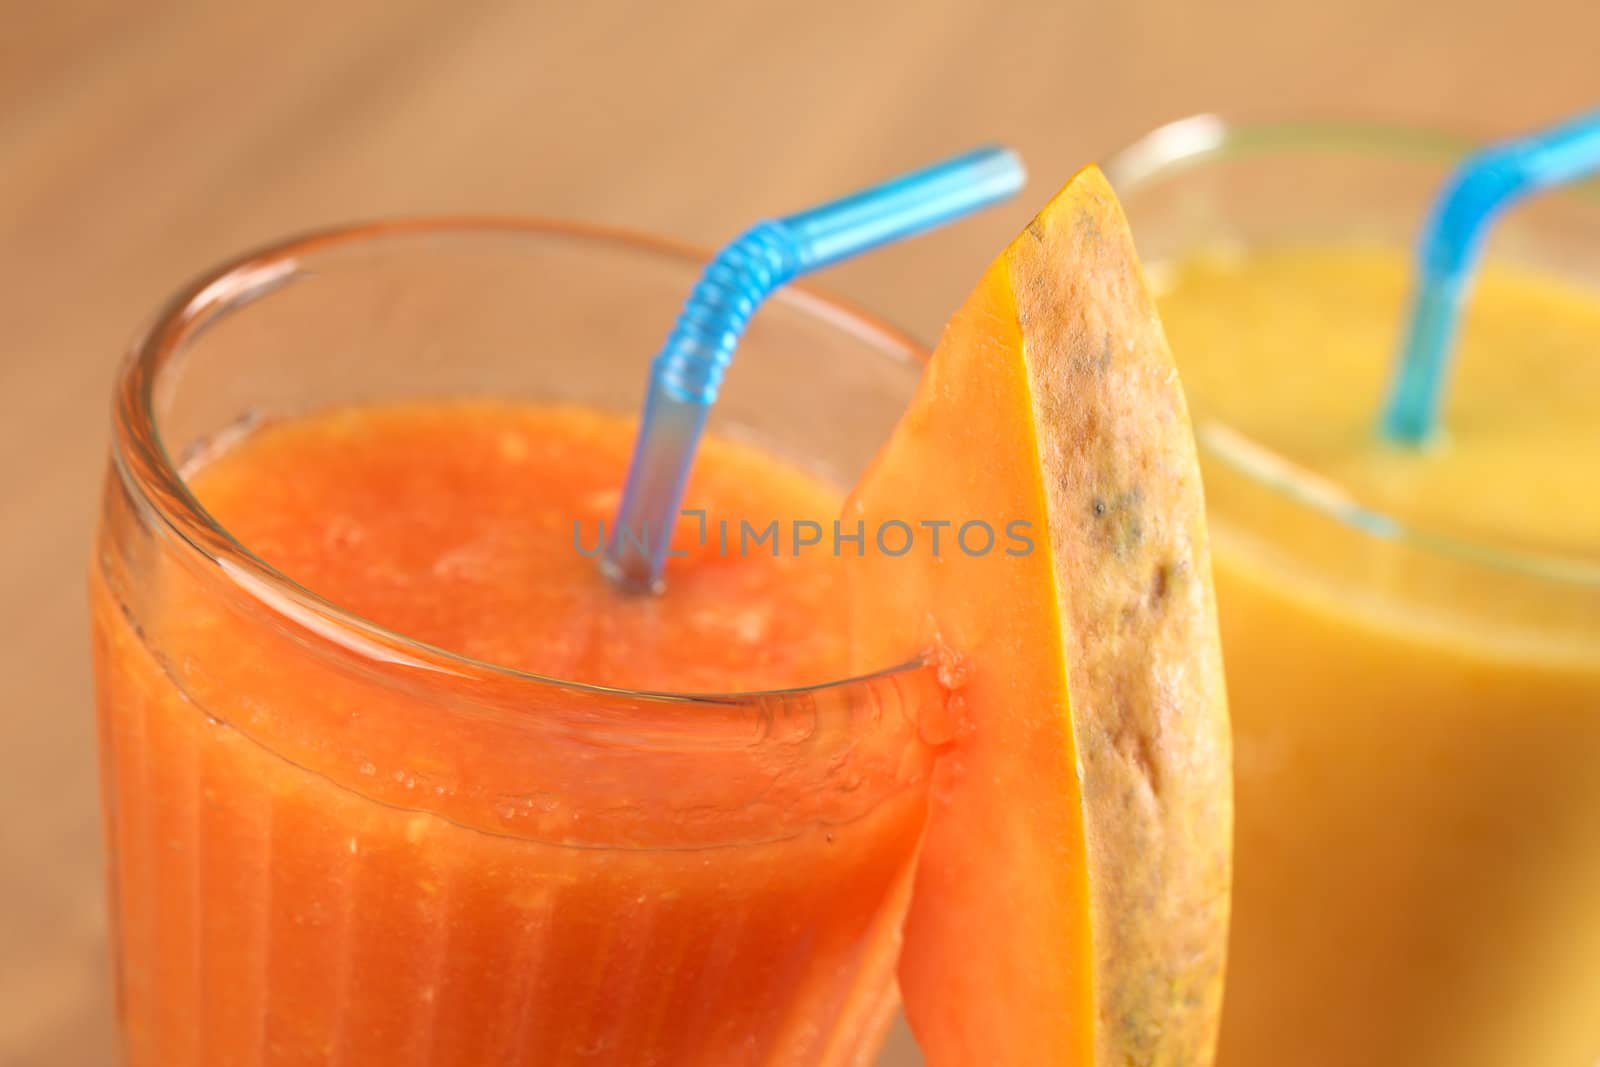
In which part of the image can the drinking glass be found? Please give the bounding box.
[91,219,942,1066]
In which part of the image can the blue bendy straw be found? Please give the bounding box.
[1381,108,1600,446]
[602,145,1026,592]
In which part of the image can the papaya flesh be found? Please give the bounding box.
[843,165,1232,1066]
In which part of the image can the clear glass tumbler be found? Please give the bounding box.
[1108,117,1600,1067]
[90,220,942,1066]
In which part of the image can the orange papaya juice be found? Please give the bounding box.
[92,400,940,1066]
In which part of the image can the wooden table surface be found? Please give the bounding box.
[3,2,1595,1063]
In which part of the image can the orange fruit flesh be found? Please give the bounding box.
[844,165,1233,1066]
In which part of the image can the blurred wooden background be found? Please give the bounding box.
[2,1,1595,1062]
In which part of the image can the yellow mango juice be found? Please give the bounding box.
[1156,244,1600,1067]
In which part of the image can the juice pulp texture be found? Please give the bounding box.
[1157,246,1600,1067]
[91,403,933,1066]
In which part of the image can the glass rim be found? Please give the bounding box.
[112,215,930,703]
[1104,113,1600,589]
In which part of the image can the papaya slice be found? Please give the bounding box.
[843,165,1231,1065]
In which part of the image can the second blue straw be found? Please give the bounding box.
[603,146,1026,592]
[1383,107,1600,445]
